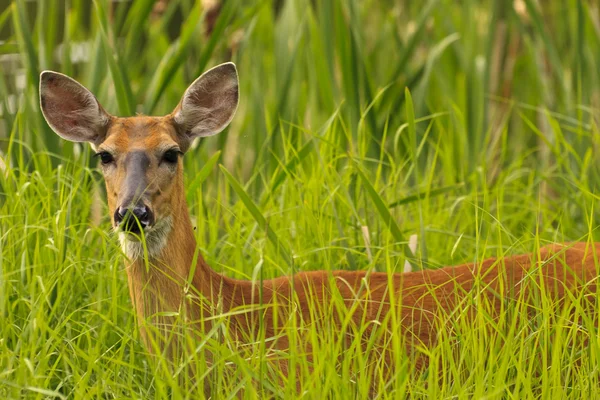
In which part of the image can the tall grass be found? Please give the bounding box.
[1,0,600,398]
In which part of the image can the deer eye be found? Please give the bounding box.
[163,149,181,164]
[95,151,114,165]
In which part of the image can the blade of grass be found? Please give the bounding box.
[353,163,416,270]
[220,165,293,268]
[520,0,567,105]
[389,183,465,208]
[144,1,203,114]
[12,2,38,89]
[186,150,221,195]
[263,141,314,204]
[93,0,135,116]
[195,0,238,77]
[0,6,11,32]
[122,0,156,60]
[37,0,59,70]
[381,0,438,107]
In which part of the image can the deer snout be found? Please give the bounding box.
[114,204,155,234]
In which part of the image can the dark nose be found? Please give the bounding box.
[114,204,154,234]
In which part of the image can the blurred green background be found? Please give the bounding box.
[2,0,599,178]
[2,0,600,398]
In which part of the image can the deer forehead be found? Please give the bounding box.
[100,116,180,154]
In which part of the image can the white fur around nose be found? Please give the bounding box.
[118,216,173,260]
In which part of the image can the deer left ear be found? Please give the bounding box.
[172,62,239,147]
[39,71,111,144]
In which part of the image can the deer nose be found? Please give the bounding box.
[114,204,154,234]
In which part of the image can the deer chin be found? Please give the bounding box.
[118,216,173,260]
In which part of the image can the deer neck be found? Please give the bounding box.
[123,194,244,323]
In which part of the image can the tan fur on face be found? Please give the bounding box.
[99,116,185,258]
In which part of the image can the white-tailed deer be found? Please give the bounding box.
[40,63,599,387]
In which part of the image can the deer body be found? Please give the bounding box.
[128,201,600,367]
[39,63,599,381]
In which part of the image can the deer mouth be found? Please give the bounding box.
[117,216,173,259]
[119,215,152,235]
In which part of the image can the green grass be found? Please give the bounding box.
[2,0,600,398]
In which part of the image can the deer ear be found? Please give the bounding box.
[173,62,239,145]
[39,71,111,144]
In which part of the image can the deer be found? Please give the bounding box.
[39,63,599,392]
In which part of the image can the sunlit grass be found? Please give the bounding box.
[2,0,600,398]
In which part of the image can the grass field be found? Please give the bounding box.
[2,0,600,398]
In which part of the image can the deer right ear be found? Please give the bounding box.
[172,62,239,148]
[39,71,111,144]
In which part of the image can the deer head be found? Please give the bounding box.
[40,63,239,259]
